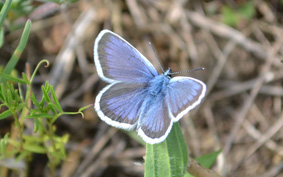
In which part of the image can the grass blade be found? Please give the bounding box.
[2,19,31,76]
[0,0,12,28]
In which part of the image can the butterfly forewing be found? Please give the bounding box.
[95,82,148,130]
[165,77,206,121]
[94,30,158,83]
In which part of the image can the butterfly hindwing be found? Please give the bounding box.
[94,30,158,83]
[137,95,173,144]
[165,77,206,122]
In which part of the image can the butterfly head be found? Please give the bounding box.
[163,68,172,78]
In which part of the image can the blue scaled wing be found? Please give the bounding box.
[165,77,206,122]
[137,96,173,144]
[94,30,159,83]
[95,82,148,130]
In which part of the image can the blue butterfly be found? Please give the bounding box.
[94,30,206,144]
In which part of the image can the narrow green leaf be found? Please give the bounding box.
[196,149,222,168]
[42,84,52,103]
[30,93,40,108]
[23,135,43,143]
[50,85,62,112]
[0,134,9,158]
[26,113,55,119]
[33,118,39,133]
[78,104,93,112]
[16,151,30,161]
[23,143,46,154]
[0,0,12,28]
[0,28,4,48]
[0,72,27,84]
[21,73,30,84]
[0,109,12,120]
[2,19,31,76]
[145,123,188,177]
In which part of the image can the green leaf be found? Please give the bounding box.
[0,72,27,84]
[30,93,40,108]
[0,134,9,158]
[2,19,31,76]
[239,2,255,19]
[16,151,30,161]
[0,28,4,48]
[26,113,55,119]
[196,149,221,168]
[145,123,188,177]
[221,6,239,26]
[23,135,44,143]
[0,0,12,28]
[23,143,46,154]
[0,109,12,120]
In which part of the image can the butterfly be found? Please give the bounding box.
[94,30,206,144]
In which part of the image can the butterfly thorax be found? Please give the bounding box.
[147,70,171,96]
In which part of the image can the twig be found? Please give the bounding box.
[186,11,281,61]
[223,30,282,156]
[48,7,96,99]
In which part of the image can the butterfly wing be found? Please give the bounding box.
[95,82,148,130]
[165,77,206,122]
[94,30,159,83]
[137,96,173,144]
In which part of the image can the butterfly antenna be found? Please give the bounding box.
[149,42,165,73]
[170,67,205,75]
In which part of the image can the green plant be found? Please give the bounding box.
[221,2,255,27]
[0,1,90,176]
[144,123,221,177]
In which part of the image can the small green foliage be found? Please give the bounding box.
[0,8,88,174]
[0,59,86,175]
[0,134,9,159]
[196,149,221,168]
[221,2,255,27]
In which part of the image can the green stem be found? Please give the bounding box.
[47,120,57,153]
[12,111,23,150]
[47,119,57,177]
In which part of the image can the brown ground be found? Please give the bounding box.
[1,0,283,177]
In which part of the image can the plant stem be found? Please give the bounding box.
[12,111,23,150]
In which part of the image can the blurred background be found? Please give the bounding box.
[1,0,283,177]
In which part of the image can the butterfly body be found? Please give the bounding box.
[147,71,170,96]
[94,30,206,144]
